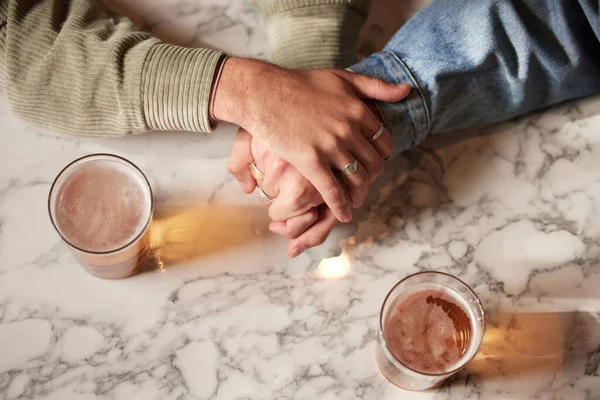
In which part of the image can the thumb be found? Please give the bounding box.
[227,128,257,194]
[337,71,410,102]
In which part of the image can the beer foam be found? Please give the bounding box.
[384,286,473,374]
[52,159,151,252]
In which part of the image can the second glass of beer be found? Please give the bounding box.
[48,154,153,279]
[375,271,485,391]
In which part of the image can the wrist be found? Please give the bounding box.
[212,57,275,127]
[208,55,229,126]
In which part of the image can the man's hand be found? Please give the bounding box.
[214,58,408,224]
[228,128,338,257]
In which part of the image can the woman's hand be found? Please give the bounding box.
[214,58,408,223]
[228,128,339,257]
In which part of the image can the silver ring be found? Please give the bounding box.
[368,124,385,142]
[343,159,358,176]
[258,187,274,204]
[249,162,265,185]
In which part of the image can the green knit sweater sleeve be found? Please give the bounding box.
[0,0,223,137]
[253,0,370,69]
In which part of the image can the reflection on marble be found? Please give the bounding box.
[1,0,600,399]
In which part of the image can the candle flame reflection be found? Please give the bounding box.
[317,253,351,279]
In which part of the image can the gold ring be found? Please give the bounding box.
[369,124,385,142]
[249,162,265,185]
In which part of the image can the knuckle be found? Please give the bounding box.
[327,188,346,211]
[226,160,240,175]
[271,158,287,176]
[383,143,394,158]
[289,194,307,211]
[321,136,340,154]
[336,121,355,139]
[297,219,314,234]
[355,104,371,121]
[381,135,395,156]
[282,227,297,239]
[290,186,308,204]
[327,185,344,204]
[388,141,396,155]
[287,231,301,240]
[295,179,317,199]
[268,207,281,222]
[349,102,365,116]
[312,233,327,246]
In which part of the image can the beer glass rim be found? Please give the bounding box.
[378,271,486,377]
[47,153,154,255]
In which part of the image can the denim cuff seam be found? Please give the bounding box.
[349,50,431,154]
[381,50,431,133]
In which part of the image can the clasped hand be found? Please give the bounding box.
[219,63,409,256]
[213,61,409,228]
[228,118,393,257]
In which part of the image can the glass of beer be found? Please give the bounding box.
[375,271,485,391]
[48,154,153,279]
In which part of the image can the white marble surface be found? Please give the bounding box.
[2,0,600,399]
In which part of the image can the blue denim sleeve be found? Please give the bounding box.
[350,0,600,155]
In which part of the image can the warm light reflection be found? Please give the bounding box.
[148,205,269,267]
[317,253,351,279]
[467,312,567,379]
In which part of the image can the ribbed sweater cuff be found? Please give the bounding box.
[142,43,224,132]
[265,4,366,69]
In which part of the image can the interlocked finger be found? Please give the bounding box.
[269,208,319,239]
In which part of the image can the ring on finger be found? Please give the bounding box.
[368,124,385,142]
[249,162,265,185]
[343,159,358,176]
[258,187,275,204]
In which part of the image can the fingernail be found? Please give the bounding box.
[397,83,409,88]
[341,210,352,223]
[291,247,306,258]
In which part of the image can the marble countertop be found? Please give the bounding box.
[2,0,600,399]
